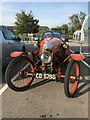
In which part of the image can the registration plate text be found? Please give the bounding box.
[35,73,56,80]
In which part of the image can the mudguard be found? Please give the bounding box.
[10,51,24,57]
[10,51,34,65]
[71,54,84,61]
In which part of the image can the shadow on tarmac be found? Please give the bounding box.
[75,77,90,98]
[27,61,90,98]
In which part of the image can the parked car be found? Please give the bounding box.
[41,31,68,42]
[53,32,69,42]
[0,26,26,67]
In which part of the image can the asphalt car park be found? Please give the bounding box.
[1,63,89,118]
[0,41,90,119]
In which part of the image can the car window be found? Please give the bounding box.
[53,33,61,38]
[2,28,15,40]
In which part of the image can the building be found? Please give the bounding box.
[73,30,81,41]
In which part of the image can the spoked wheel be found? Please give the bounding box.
[64,59,80,98]
[5,55,34,91]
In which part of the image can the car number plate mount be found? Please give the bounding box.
[35,73,56,80]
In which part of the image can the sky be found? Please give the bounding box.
[0,2,88,28]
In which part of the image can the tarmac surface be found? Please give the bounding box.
[0,40,90,119]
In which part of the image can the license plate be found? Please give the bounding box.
[35,73,56,80]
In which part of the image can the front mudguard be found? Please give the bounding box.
[10,51,34,66]
[71,54,84,61]
[10,51,26,58]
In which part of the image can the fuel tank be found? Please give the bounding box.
[39,37,63,53]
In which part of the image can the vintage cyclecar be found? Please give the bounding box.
[5,31,84,98]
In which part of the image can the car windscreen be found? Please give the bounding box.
[2,28,15,40]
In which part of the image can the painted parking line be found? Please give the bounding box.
[70,48,90,69]
[0,84,8,96]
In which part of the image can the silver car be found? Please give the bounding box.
[0,26,26,67]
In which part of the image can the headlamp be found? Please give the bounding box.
[40,51,52,64]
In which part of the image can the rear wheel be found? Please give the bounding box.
[5,55,34,91]
[64,59,80,98]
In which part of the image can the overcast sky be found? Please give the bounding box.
[0,2,88,28]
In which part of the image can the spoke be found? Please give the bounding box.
[20,63,30,71]
[24,71,33,76]
[11,63,30,82]
[11,73,19,82]
[26,73,33,76]
[70,76,76,80]
[71,81,78,94]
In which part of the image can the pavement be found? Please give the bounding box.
[0,40,90,119]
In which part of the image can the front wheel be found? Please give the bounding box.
[5,55,34,91]
[64,59,80,98]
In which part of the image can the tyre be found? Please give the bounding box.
[5,55,34,91]
[64,59,80,98]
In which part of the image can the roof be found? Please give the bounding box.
[39,26,49,30]
[73,30,81,35]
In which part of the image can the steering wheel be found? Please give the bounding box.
[41,31,54,40]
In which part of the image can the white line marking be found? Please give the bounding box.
[70,48,90,69]
[0,84,8,96]
[70,49,74,53]
[0,63,30,95]
[82,60,90,69]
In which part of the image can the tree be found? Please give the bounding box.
[69,12,86,33]
[61,24,69,34]
[51,24,69,35]
[15,10,39,34]
[69,14,79,27]
[79,12,86,24]
[74,23,82,31]
[51,26,61,33]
